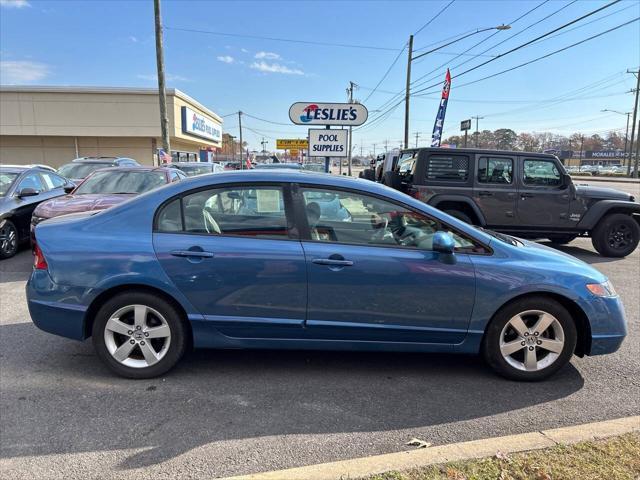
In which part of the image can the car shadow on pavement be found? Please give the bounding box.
[537,241,623,265]
[0,321,585,470]
[0,249,32,283]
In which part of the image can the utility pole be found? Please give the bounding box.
[153,0,170,164]
[403,35,414,149]
[372,143,376,157]
[624,112,630,166]
[384,139,389,152]
[238,111,244,170]
[414,131,421,148]
[347,81,356,176]
[579,134,584,168]
[260,137,268,154]
[627,69,639,177]
[472,116,484,148]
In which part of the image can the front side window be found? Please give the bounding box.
[0,172,19,197]
[426,154,470,182]
[40,172,67,190]
[523,159,561,186]
[478,157,513,184]
[301,187,482,252]
[158,186,291,239]
[17,173,45,192]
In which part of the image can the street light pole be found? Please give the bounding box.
[153,0,170,163]
[602,109,632,167]
[403,24,510,151]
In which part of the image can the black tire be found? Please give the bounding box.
[92,292,187,379]
[591,213,640,258]
[0,219,19,259]
[381,171,402,190]
[482,296,577,381]
[444,209,473,225]
[547,235,577,245]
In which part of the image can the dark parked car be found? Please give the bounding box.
[57,156,139,184]
[382,148,640,257]
[31,166,185,232]
[29,171,626,380]
[0,165,73,259]
[166,162,224,177]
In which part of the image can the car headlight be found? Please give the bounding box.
[586,280,617,297]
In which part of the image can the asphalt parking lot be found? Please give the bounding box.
[1,180,639,479]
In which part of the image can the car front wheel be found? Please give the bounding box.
[482,297,577,381]
[92,292,187,378]
[591,213,639,257]
[0,219,18,259]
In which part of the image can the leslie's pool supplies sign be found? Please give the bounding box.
[308,129,348,157]
[289,102,368,126]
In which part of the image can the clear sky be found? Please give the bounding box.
[1,0,638,153]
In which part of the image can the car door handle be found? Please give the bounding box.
[312,258,354,267]
[170,250,214,258]
[478,191,493,197]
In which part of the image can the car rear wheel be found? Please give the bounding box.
[92,292,187,378]
[0,220,18,259]
[591,213,639,257]
[482,297,577,381]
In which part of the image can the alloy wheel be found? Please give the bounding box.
[103,304,171,368]
[499,310,565,372]
[607,223,633,251]
[0,223,17,256]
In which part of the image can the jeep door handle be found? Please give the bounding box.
[312,258,354,267]
[171,250,214,258]
[478,191,493,197]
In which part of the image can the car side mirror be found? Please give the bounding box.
[63,183,76,194]
[17,187,39,198]
[433,231,457,264]
[561,173,572,188]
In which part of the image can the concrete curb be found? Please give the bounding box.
[223,416,640,480]
[570,176,640,184]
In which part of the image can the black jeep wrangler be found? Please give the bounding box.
[382,147,640,257]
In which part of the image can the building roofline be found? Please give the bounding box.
[0,85,223,123]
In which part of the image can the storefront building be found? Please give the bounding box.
[0,86,222,167]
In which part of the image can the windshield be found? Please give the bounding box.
[58,162,112,179]
[174,164,213,176]
[481,228,523,247]
[74,170,167,194]
[0,172,19,197]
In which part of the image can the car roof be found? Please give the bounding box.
[71,157,135,163]
[403,147,557,159]
[91,166,171,173]
[0,165,50,174]
[167,162,218,166]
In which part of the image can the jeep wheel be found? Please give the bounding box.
[591,213,639,257]
[548,235,577,245]
[445,210,473,225]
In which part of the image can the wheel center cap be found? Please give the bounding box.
[526,336,537,346]
[133,331,144,341]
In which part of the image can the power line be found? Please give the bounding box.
[242,112,292,126]
[414,0,456,36]
[363,43,407,103]
[412,1,628,96]
[164,25,402,52]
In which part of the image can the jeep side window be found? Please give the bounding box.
[397,153,416,174]
[478,157,513,184]
[523,159,561,186]
[426,155,469,182]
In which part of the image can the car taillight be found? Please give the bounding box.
[33,244,48,270]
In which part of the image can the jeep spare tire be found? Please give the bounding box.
[382,171,402,190]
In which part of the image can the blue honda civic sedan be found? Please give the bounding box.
[27,170,627,380]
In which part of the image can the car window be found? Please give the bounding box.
[74,170,167,194]
[301,187,482,252]
[57,162,112,179]
[17,173,45,192]
[426,154,469,182]
[170,171,181,182]
[0,172,19,197]
[523,159,561,186]
[156,198,183,232]
[478,157,513,184]
[40,172,67,190]
[397,152,416,173]
[158,186,291,239]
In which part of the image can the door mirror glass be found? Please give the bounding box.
[17,187,39,198]
[432,231,455,254]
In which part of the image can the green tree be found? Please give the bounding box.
[494,128,518,150]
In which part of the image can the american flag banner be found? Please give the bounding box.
[157,148,171,164]
[430,69,451,148]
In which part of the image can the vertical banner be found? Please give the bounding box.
[430,69,452,147]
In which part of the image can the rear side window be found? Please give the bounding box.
[156,186,292,239]
[478,157,513,184]
[397,152,417,173]
[426,154,469,182]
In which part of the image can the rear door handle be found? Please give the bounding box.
[312,258,354,267]
[170,250,214,258]
[478,191,493,197]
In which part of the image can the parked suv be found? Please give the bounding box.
[382,148,639,257]
[57,156,139,184]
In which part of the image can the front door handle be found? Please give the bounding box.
[312,258,354,267]
[170,249,214,258]
[478,191,493,197]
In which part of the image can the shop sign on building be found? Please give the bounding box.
[181,106,221,142]
[276,139,308,149]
